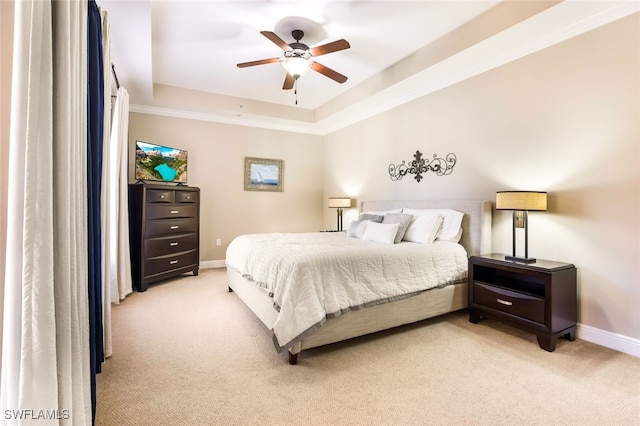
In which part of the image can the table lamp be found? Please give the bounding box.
[328,197,352,231]
[496,191,547,263]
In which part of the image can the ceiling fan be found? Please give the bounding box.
[237,29,351,90]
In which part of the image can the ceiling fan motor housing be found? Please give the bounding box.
[292,29,304,41]
[289,42,310,51]
[289,30,310,52]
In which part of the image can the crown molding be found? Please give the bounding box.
[129,104,324,136]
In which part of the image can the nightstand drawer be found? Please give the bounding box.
[473,282,545,323]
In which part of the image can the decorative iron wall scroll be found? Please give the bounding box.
[388,150,456,182]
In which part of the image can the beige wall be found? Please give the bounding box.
[128,113,324,261]
[324,14,640,340]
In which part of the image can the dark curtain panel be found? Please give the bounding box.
[87,1,104,422]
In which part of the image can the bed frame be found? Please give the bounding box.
[226,199,492,364]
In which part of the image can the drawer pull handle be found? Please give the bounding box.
[497,298,513,306]
[170,260,179,265]
[170,225,179,230]
[160,195,165,198]
[170,242,178,246]
[171,210,179,214]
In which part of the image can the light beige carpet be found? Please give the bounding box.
[96,268,639,425]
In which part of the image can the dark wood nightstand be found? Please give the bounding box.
[468,254,577,352]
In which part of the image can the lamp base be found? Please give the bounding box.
[505,255,537,263]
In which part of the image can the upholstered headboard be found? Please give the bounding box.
[360,200,492,256]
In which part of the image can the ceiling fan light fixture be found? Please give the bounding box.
[282,56,311,79]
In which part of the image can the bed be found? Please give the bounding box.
[226,199,492,364]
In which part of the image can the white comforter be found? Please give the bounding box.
[225,232,468,352]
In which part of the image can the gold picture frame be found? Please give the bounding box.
[244,157,284,192]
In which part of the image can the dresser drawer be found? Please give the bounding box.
[145,218,197,237]
[146,189,175,204]
[146,204,197,220]
[176,191,198,203]
[144,233,198,257]
[473,282,545,324]
[144,250,198,277]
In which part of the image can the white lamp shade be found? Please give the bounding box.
[282,57,311,78]
[496,191,547,211]
[328,197,351,208]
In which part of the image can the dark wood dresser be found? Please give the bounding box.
[468,254,577,352]
[128,184,200,291]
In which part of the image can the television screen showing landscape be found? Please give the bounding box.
[135,141,188,184]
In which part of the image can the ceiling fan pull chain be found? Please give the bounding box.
[294,79,298,105]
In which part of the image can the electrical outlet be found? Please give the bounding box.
[216,239,222,246]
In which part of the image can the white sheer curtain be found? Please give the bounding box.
[108,86,132,305]
[99,5,113,360]
[1,1,92,424]
[98,5,133,360]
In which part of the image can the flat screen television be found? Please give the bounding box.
[134,140,188,184]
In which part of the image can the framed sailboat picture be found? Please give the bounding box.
[244,157,284,192]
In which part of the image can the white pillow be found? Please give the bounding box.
[347,213,385,239]
[402,208,464,242]
[361,222,400,244]
[347,220,369,239]
[381,213,413,244]
[361,208,402,216]
[402,214,444,244]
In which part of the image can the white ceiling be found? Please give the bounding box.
[152,1,502,109]
[100,0,638,135]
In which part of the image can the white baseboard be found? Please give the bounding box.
[577,323,640,358]
[200,260,226,269]
[198,260,640,359]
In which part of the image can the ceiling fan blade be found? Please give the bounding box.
[237,57,280,68]
[309,39,350,57]
[310,62,348,84]
[283,73,295,90]
[260,31,290,50]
